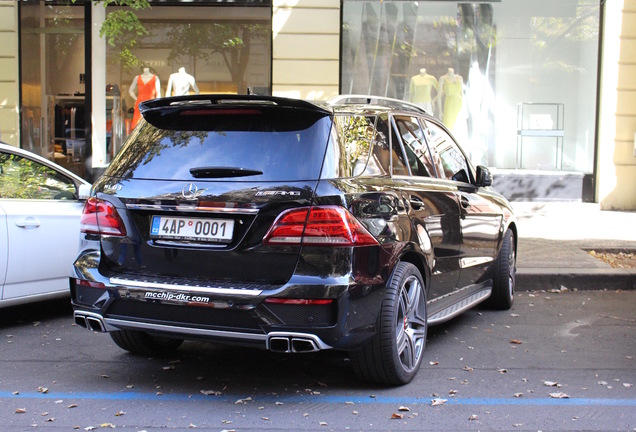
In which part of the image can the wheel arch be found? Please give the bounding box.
[398,249,430,296]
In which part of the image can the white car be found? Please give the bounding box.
[0,142,90,307]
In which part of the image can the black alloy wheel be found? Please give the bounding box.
[351,262,427,385]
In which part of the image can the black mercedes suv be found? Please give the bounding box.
[71,94,516,385]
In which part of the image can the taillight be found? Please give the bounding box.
[73,278,106,289]
[80,197,127,237]
[262,206,378,247]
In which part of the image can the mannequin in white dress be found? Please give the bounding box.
[166,67,200,96]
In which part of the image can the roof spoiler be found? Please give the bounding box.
[139,94,331,116]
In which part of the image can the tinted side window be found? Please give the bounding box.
[0,152,76,200]
[365,116,392,176]
[425,121,471,183]
[389,119,410,176]
[393,116,436,177]
[321,115,376,178]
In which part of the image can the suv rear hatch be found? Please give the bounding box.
[91,95,333,286]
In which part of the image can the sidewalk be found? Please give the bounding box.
[512,202,636,291]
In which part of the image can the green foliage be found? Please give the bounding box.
[73,0,150,71]
[0,154,76,200]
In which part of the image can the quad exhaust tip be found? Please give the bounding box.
[267,333,330,353]
[74,312,107,332]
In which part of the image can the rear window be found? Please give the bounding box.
[105,107,332,182]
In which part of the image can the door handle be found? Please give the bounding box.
[16,217,41,229]
[460,196,470,209]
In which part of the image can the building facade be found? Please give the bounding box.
[1,0,634,209]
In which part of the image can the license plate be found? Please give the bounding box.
[150,216,234,243]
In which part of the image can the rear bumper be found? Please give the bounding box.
[70,251,388,351]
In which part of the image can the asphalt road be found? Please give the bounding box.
[1,289,635,431]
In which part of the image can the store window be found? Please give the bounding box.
[20,2,87,178]
[103,4,272,164]
[341,0,600,173]
[20,1,271,182]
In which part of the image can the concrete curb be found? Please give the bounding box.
[516,268,636,291]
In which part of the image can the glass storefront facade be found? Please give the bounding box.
[17,0,601,190]
[341,0,600,173]
[19,1,271,181]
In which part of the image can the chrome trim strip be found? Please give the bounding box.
[459,256,494,269]
[125,203,259,214]
[109,277,263,296]
[104,318,268,342]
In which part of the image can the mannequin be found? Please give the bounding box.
[166,67,200,97]
[408,68,438,113]
[437,68,464,130]
[129,67,161,129]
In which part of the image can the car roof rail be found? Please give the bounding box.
[327,94,430,115]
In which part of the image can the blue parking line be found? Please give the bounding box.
[2,391,636,407]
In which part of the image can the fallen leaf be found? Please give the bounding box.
[46,418,55,422]
[200,389,222,396]
[345,401,355,405]
[550,392,569,399]
[84,427,97,431]
[37,386,49,394]
[514,393,523,398]
[319,421,328,426]
[391,413,404,419]
[430,361,439,366]
[398,406,410,411]
[235,397,253,404]
[510,339,523,344]
[431,398,447,406]
[15,408,26,414]
[41,412,50,416]
[623,383,633,388]
[544,381,560,387]
[275,401,284,405]
[498,369,508,373]
[463,366,473,372]
[100,423,116,428]
[468,414,479,420]
[188,424,197,429]
[12,391,19,395]
[115,410,125,416]
[261,417,269,421]
[68,404,78,409]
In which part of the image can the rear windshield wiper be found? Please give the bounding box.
[189,166,264,179]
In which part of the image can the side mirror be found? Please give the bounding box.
[475,165,492,187]
[78,183,92,200]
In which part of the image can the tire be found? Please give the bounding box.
[110,329,183,357]
[351,262,427,385]
[484,229,516,310]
